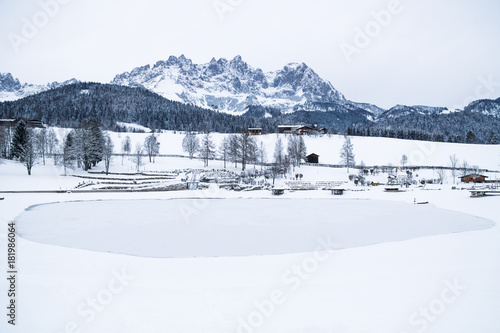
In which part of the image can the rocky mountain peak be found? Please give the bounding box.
[0,73,22,92]
[109,55,346,113]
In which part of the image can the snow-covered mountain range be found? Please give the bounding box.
[0,73,78,102]
[110,55,349,115]
[1,56,500,120]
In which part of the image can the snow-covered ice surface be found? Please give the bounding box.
[15,199,493,258]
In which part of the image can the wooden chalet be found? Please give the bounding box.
[248,128,263,135]
[277,125,302,134]
[306,153,319,164]
[0,118,45,129]
[460,174,488,183]
[296,126,315,135]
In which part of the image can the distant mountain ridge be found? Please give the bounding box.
[1,82,499,144]
[1,56,500,121]
[0,72,79,102]
[111,55,348,114]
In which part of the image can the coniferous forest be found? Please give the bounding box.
[0,82,499,144]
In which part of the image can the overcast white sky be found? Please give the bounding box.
[1,0,499,109]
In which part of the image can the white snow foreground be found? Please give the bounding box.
[0,188,498,333]
[0,131,499,333]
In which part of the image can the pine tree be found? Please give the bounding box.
[87,120,105,167]
[22,129,36,175]
[487,131,499,145]
[9,120,37,174]
[465,131,477,144]
[10,120,28,161]
[63,132,77,175]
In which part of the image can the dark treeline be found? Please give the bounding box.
[349,112,500,144]
[0,83,276,133]
[0,82,498,144]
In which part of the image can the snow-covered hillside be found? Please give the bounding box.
[103,131,500,171]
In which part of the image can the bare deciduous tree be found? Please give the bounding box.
[144,133,160,163]
[36,128,47,165]
[436,169,446,184]
[218,137,230,169]
[340,135,355,173]
[200,132,216,167]
[288,135,307,169]
[258,141,267,171]
[461,160,469,177]
[237,132,257,171]
[132,143,144,172]
[102,134,114,175]
[121,135,131,165]
[449,154,459,184]
[401,154,408,169]
[182,132,199,159]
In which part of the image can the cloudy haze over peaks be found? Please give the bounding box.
[0,0,499,109]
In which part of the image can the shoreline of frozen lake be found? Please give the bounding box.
[16,198,494,258]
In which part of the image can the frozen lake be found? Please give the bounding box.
[16,199,493,258]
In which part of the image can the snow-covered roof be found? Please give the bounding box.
[461,174,488,178]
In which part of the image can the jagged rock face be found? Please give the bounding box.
[0,74,78,102]
[111,55,346,114]
[0,73,22,92]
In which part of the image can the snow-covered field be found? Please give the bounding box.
[1,132,499,333]
[104,131,500,170]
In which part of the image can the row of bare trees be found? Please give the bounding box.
[181,131,308,184]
